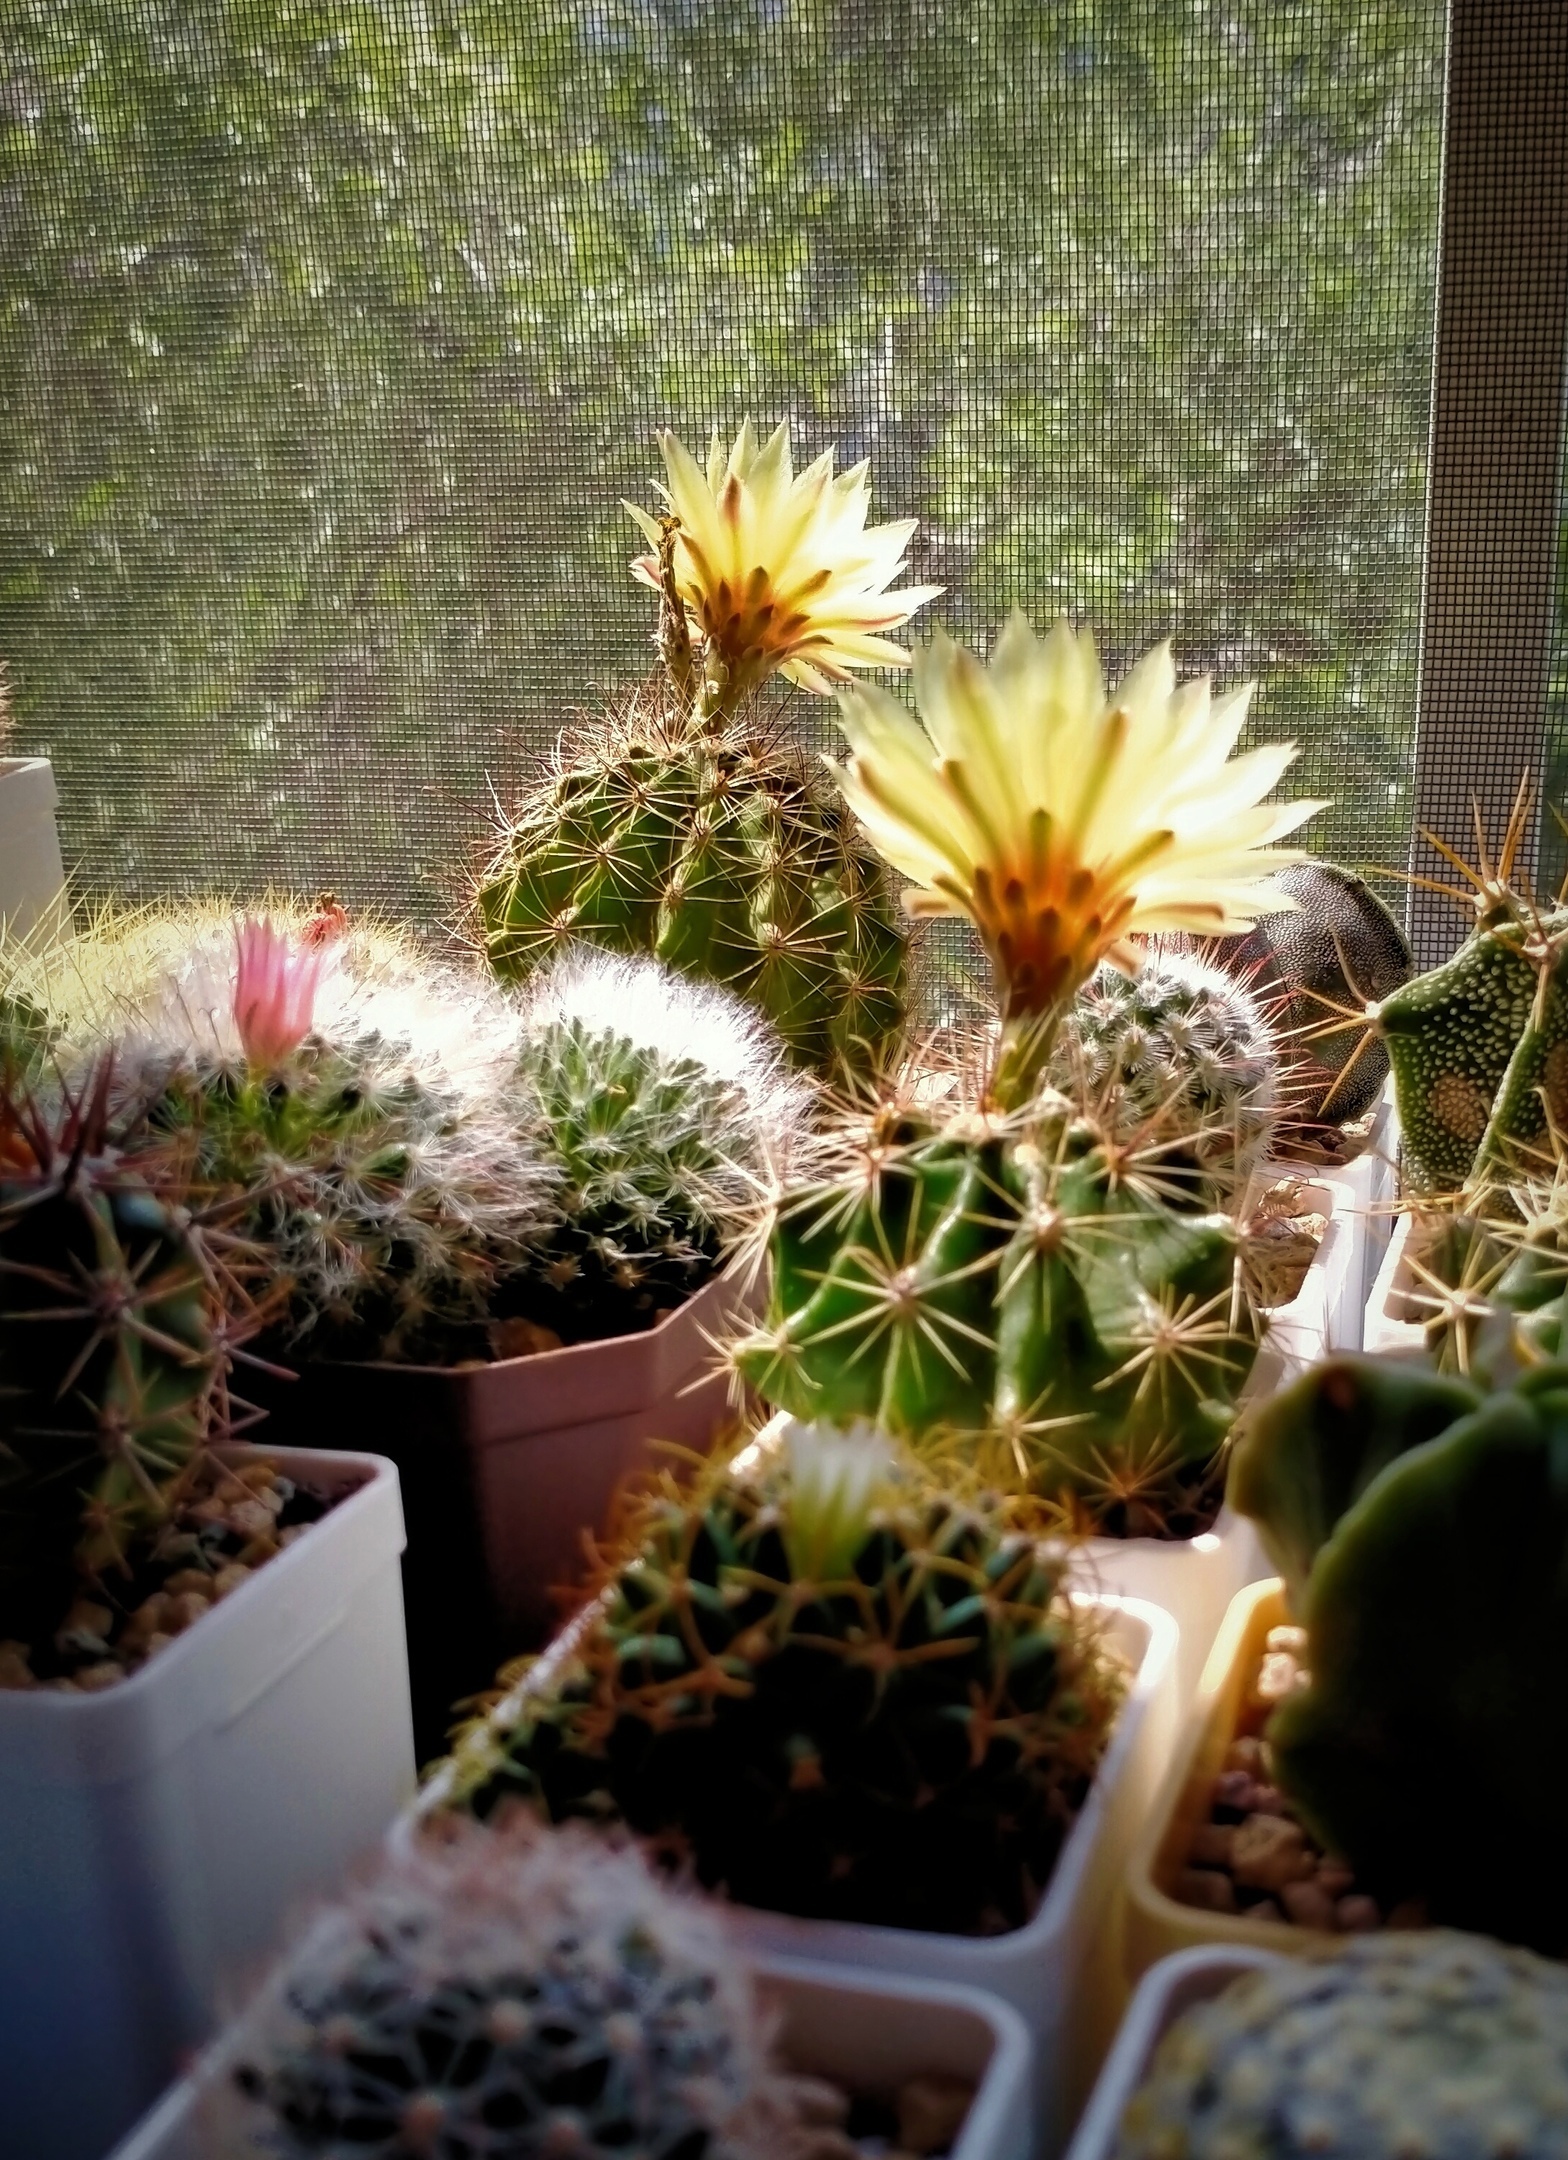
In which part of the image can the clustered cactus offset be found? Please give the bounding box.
[1116,1932,1568,2160]
[444,1421,1124,1936]
[1229,1353,1568,1953]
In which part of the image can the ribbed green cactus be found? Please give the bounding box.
[505,947,812,1343]
[1052,950,1278,1208]
[1229,1354,1568,1952]
[0,1068,226,1638]
[444,1422,1123,1935]
[731,1098,1256,1530]
[221,1816,789,2160]
[1117,1932,1568,2160]
[477,691,907,1077]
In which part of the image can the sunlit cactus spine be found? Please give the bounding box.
[1052,947,1279,1208]
[216,1815,793,2160]
[444,1420,1124,1935]
[731,1095,1256,1532]
[0,1065,231,1638]
[475,423,934,1076]
[504,946,814,1342]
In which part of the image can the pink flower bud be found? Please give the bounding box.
[232,916,324,1071]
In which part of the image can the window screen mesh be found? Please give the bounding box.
[1,1,1444,923]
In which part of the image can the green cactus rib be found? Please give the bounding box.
[0,1077,224,1634]
[1229,1354,1568,1953]
[443,1456,1122,1935]
[733,1108,1255,1517]
[477,704,906,1076]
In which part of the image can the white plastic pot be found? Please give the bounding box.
[0,1448,416,2160]
[1324,1076,1400,1338]
[411,1592,1176,2159]
[0,754,68,938]
[111,1952,1036,2160]
[1362,1209,1429,1361]
[1064,1945,1282,2160]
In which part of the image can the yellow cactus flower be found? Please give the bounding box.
[627,421,941,698]
[831,613,1324,1102]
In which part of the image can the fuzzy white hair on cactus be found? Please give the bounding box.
[515,944,817,1169]
[782,1417,897,1582]
[232,916,326,1071]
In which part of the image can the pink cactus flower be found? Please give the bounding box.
[232,916,325,1071]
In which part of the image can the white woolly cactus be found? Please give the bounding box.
[503,946,818,1341]
[211,1816,791,2160]
[3,898,553,1364]
[1052,947,1279,1208]
[1117,1933,1568,2160]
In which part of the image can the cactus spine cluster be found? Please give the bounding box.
[219,1816,787,2160]
[1051,948,1279,1208]
[444,1422,1123,1935]
[733,1098,1256,1532]
[1229,1353,1568,1953]
[0,1068,230,1638]
[503,946,813,1342]
[1117,1932,1568,2160]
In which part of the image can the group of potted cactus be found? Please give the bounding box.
[6,417,1558,2160]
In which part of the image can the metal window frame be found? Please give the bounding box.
[1408,0,1568,964]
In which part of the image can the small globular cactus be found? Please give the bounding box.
[1051,948,1279,1207]
[0,1065,233,1640]
[444,1421,1124,1936]
[1116,1932,1568,2160]
[502,946,814,1343]
[731,1093,1256,1533]
[1228,1354,1568,1953]
[214,1815,792,2160]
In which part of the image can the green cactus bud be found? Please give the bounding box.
[220,1816,792,2160]
[732,1097,1256,1533]
[442,1437,1124,1936]
[1117,1932,1568,2160]
[1230,1354,1568,1952]
[1052,950,1278,1208]
[475,690,907,1078]
[0,1067,228,1637]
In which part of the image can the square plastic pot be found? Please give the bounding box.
[0,1447,416,2160]
[1325,1076,1400,1339]
[249,1265,755,1759]
[410,1590,1174,2157]
[110,1951,1036,2160]
[1064,1944,1283,2160]
[0,754,68,940]
[1362,1208,1431,1361]
[1122,1577,1336,1984]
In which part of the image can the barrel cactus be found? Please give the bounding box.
[1229,1354,1568,1953]
[731,1095,1257,1532]
[504,946,814,1343]
[477,422,936,1076]
[216,1815,796,2160]
[1051,948,1279,1207]
[0,1066,230,1639]
[443,1421,1124,1936]
[1116,1932,1568,2160]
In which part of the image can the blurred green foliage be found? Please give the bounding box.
[0,0,1442,914]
